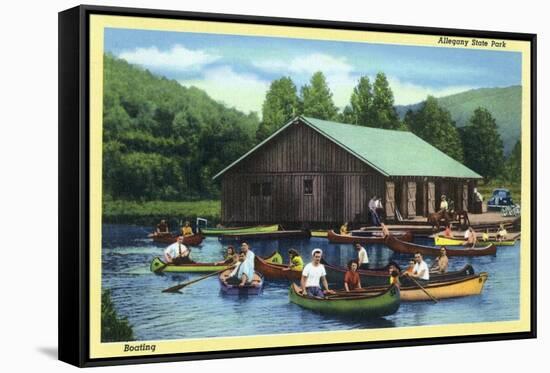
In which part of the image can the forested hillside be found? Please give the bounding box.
[396,86,521,154]
[102,54,259,201]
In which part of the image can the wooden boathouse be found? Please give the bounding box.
[213,116,482,226]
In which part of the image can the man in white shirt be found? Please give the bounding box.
[408,252,430,284]
[354,242,369,270]
[300,249,334,298]
[240,242,255,270]
[164,236,192,264]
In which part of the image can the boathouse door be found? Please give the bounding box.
[407,182,416,218]
[385,181,395,220]
[427,182,435,214]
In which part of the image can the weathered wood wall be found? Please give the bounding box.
[221,122,385,224]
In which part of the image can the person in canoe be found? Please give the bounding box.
[443,223,453,238]
[240,242,255,270]
[354,242,369,270]
[430,247,449,274]
[164,236,194,264]
[388,265,401,287]
[155,219,169,235]
[481,229,490,242]
[496,224,508,242]
[404,252,430,285]
[463,226,477,247]
[343,260,362,292]
[221,251,260,288]
[380,223,390,238]
[214,245,238,266]
[340,222,350,236]
[405,259,415,275]
[300,249,335,298]
[283,248,304,272]
[181,221,194,237]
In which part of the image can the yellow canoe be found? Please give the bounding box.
[311,230,328,238]
[434,235,517,246]
[338,273,488,302]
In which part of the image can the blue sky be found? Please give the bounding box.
[105,28,521,115]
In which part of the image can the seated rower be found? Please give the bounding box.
[300,249,335,298]
[221,251,260,288]
[181,221,194,237]
[481,229,489,242]
[156,219,169,235]
[430,247,449,274]
[405,259,415,275]
[283,249,304,272]
[354,242,369,270]
[343,260,362,292]
[443,224,452,238]
[388,266,400,287]
[164,236,193,264]
[463,226,477,248]
[404,252,430,285]
[214,245,238,266]
[496,224,508,242]
[340,222,350,236]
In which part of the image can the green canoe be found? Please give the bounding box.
[199,224,280,236]
[150,251,283,274]
[289,283,400,317]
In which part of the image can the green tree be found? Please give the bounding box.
[101,289,134,342]
[461,107,505,180]
[506,140,521,183]
[371,73,402,130]
[405,96,464,162]
[300,72,338,120]
[348,76,373,126]
[256,77,299,141]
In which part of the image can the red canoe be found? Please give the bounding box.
[150,233,204,246]
[384,234,496,257]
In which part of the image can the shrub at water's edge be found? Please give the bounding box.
[103,199,221,226]
[101,289,135,343]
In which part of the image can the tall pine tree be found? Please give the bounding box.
[348,76,373,126]
[461,107,505,180]
[405,96,464,162]
[300,72,338,120]
[256,77,299,141]
[371,73,402,130]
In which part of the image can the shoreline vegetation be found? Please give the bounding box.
[101,289,135,342]
[103,199,221,226]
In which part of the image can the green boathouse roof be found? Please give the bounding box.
[213,116,482,180]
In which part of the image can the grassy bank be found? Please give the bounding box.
[476,180,521,206]
[103,200,221,226]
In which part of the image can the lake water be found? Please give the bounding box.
[102,224,520,341]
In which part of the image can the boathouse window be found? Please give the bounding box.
[262,182,272,197]
[251,183,261,197]
[304,179,313,195]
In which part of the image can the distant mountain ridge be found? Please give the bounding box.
[396,86,521,155]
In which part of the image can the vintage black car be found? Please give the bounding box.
[487,188,514,210]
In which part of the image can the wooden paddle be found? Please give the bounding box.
[162,265,235,293]
[406,275,438,303]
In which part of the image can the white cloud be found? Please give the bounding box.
[387,77,476,105]
[180,66,270,114]
[254,53,353,76]
[118,45,219,71]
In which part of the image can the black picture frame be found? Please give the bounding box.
[58,4,537,367]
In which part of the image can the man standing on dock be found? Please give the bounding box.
[300,249,334,298]
[354,242,369,270]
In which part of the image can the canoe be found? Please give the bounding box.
[434,235,518,246]
[200,224,280,236]
[335,272,489,301]
[150,233,204,246]
[150,257,230,274]
[151,251,283,274]
[219,270,264,295]
[219,230,311,241]
[255,254,303,281]
[323,261,476,287]
[328,230,412,244]
[289,283,400,317]
[384,235,497,257]
[350,229,410,237]
[311,230,328,238]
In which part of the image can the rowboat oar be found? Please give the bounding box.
[162,266,235,293]
[406,275,438,303]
